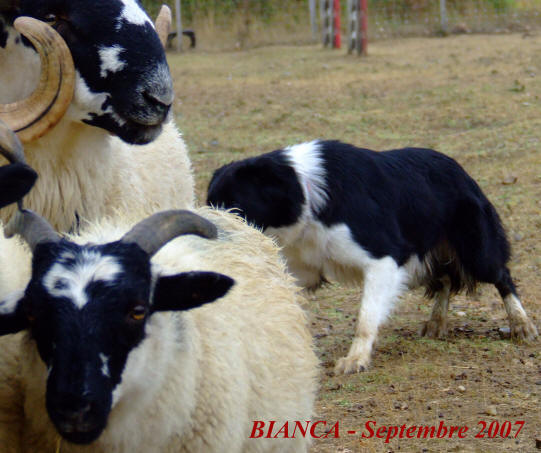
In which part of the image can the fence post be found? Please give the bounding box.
[347,0,357,53]
[333,0,341,48]
[175,0,183,52]
[309,0,318,41]
[440,0,448,34]
[347,0,367,55]
[320,0,332,47]
[359,0,367,55]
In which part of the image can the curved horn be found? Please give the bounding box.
[121,210,218,257]
[154,5,172,49]
[0,119,26,165]
[4,209,60,251]
[0,17,75,143]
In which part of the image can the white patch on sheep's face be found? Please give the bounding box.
[99,45,127,78]
[116,0,153,30]
[68,72,111,122]
[67,74,127,127]
[284,141,329,214]
[43,251,122,309]
[99,353,111,378]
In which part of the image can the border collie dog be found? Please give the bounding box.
[207,140,538,374]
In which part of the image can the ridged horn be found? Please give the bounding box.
[4,209,60,252]
[121,210,218,257]
[0,118,26,165]
[0,17,75,143]
[154,5,172,49]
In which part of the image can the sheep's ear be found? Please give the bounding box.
[0,163,38,208]
[151,271,235,313]
[0,291,29,336]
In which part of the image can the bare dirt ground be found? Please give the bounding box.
[168,33,541,452]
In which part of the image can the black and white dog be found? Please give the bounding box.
[207,140,538,374]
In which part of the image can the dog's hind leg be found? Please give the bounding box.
[420,277,451,339]
[496,268,537,341]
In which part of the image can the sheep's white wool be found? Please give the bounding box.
[0,119,195,234]
[99,45,127,78]
[0,27,40,103]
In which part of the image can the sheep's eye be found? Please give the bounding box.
[43,14,57,25]
[24,304,36,323]
[129,305,146,322]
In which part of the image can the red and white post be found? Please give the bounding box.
[333,0,341,48]
[321,0,341,49]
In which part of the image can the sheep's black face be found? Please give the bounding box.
[0,237,234,445]
[23,240,153,444]
[2,0,173,144]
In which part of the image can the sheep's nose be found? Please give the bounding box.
[57,402,92,424]
[143,88,172,120]
[144,86,174,108]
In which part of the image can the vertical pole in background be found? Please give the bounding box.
[175,0,183,52]
[321,0,332,47]
[333,0,341,48]
[347,0,367,55]
[347,0,357,53]
[440,0,448,34]
[359,0,367,55]
[309,0,318,41]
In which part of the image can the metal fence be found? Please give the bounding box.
[143,0,541,49]
[366,0,540,40]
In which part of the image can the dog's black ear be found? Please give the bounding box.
[234,157,282,185]
[151,271,235,313]
[0,163,38,208]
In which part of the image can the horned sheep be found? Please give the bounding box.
[0,155,318,452]
[0,0,194,232]
[0,4,319,451]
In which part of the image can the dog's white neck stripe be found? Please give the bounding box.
[284,141,329,214]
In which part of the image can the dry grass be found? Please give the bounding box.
[168,33,540,452]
